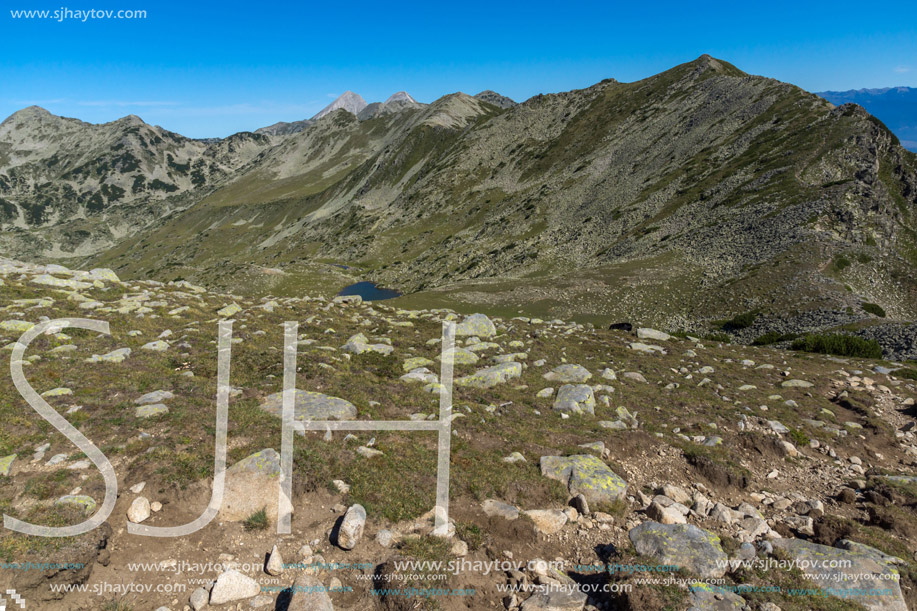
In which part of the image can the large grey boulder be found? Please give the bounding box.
[287,572,335,610]
[772,538,908,611]
[209,569,261,604]
[636,327,672,342]
[454,313,497,337]
[543,364,592,383]
[259,390,357,422]
[687,584,745,610]
[553,385,595,415]
[455,362,522,388]
[628,522,728,579]
[540,455,627,503]
[220,449,286,523]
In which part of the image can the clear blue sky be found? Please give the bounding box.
[1,0,915,138]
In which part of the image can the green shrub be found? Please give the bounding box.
[894,368,917,381]
[704,332,732,343]
[861,302,886,318]
[791,334,882,359]
[243,508,268,531]
[721,310,758,331]
[788,429,810,447]
[832,255,851,271]
[751,331,799,346]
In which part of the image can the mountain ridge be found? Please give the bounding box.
[2,56,916,353]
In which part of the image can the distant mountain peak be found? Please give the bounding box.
[473,90,516,109]
[385,91,416,104]
[312,91,368,120]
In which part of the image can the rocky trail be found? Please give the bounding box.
[0,258,915,611]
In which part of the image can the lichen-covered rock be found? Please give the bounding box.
[220,449,286,522]
[454,313,496,337]
[135,404,169,418]
[0,454,16,476]
[259,390,357,421]
[402,356,435,372]
[628,522,727,579]
[287,572,335,610]
[437,347,479,365]
[217,302,242,317]
[0,320,34,333]
[55,494,98,514]
[543,364,592,383]
[455,362,522,388]
[687,583,746,610]
[341,333,394,355]
[773,538,908,611]
[141,340,169,352]
[539,455,627,503]
[553,384,595,415]
[85,347,131,363]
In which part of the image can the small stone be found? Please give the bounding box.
[265,544,283,575]
[127,497,151,523]
[337,504,366,550]
[209,569,261,605]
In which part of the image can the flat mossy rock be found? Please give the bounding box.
[55,494,98,514]
[772,538,908,611]
[543,364,592,383]
[455,362,523,388]
[540,455,627,503]
[259,389,357,421]
[454,313,497,337]
[628,521,728,579]
[687,583,745,610]
[0,454,15,476]
[553,384,595,415]
[221,448,286,522]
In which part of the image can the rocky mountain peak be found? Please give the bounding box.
[384,91,416,104]
[312,91,369,120]
[473,90,516,109]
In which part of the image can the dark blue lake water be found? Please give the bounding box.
[336,281,402,301]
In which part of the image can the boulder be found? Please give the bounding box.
[520,587,587,610]
[127,497,151,524]
[259,390,357,422]
[543,364,592,383]
[287,572,335,610]
[454,313,497,337]
[524,509,568,535]
[628,522,728,579]
[636,328,671,341]
[482,499,520,520]
[540,455,627,503]
[337,504,366,550]
[220,449,286,523]
[455,362,523,388]
[209,569,261,605]
[553,385,595,415]
[772,538,908,611]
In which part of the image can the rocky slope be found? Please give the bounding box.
[0,258,915,610]
[817,87,917,151]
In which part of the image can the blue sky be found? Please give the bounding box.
[1,0,915,137]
